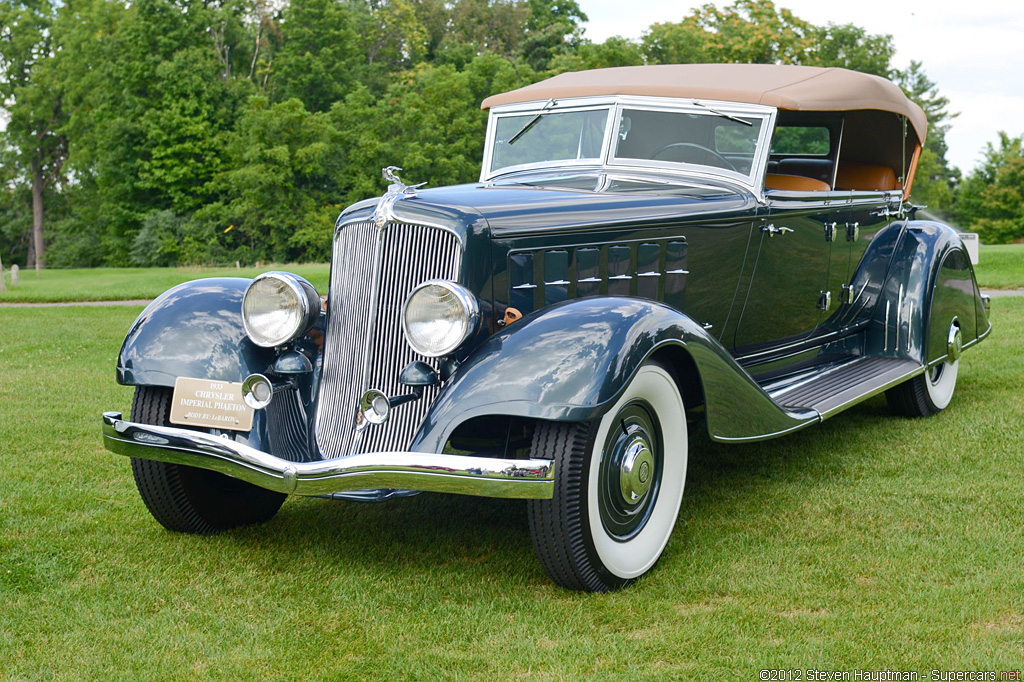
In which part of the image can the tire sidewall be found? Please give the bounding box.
[585,364,688,580]
[925,358,958,411]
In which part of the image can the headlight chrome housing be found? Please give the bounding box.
[242,272,320,348]
[402,280,480,358]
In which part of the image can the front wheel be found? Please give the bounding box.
[129,386,286,533]
[527,362,688,591]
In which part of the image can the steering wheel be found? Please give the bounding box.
[650,142,738,171]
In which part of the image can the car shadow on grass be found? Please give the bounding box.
[206,394,904,587]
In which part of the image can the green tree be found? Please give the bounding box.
[805,23,894,77]
[897,60,959,213]
[521,0,588,71]
[195,96,342,263]
[642,0,814,66]
[331,53,535,205]
[0,0,67,271]
[954,133,1024,244]
[270,0,363,112]
[548,36,644,74]
[58,0,253,264]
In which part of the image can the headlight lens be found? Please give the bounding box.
[242,272,319,348]
[402,280,480,357]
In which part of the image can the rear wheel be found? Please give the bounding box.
[886,321,961,418]
[129,386,286,533]
[527,363,688,591]
[886,359,959,418]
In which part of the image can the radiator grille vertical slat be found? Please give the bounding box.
[315,221,463,459]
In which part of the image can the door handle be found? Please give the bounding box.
[761,224,793,237]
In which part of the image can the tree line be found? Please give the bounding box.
[1,0,1019,270]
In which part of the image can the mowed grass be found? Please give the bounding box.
[1,302,1023,680]
[0,264,330,303]
[976,244,1024,290]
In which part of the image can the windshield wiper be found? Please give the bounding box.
[692,100,752,126]
[508,99,558,145]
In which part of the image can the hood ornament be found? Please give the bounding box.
[382,166,426,196]
[374,166,427,228]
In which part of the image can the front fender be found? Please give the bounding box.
[412,297,818,451]
[117,278,276,387]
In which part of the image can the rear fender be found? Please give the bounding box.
[866,221,989,364]
[412,297,818,451]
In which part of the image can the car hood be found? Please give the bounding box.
[338,171,757,237]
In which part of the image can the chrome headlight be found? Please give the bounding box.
[402,280,480,357]
[242,272,320,348]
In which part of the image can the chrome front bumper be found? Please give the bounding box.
[102,412,554,499]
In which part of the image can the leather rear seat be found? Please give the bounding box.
[777,158,833,185]
[765,173,831,192]
[835,162,900,191]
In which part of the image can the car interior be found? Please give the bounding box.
[765,110,909,193]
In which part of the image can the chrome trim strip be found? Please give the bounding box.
[735,329,844,364]
[710,420,818,443]
[103,412,554,500]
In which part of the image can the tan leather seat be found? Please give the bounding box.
[835,162,900,191]
[765,173,831,192]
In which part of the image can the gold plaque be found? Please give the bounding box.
[169,377,254,432]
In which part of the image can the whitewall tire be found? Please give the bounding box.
[527,362,688,591]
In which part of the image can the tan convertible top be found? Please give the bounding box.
[481,64,927,142]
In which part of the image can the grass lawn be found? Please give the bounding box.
[976,244,1024,290]
[0,264,330,303]
[1,299,1021,679]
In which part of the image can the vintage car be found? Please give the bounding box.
[102,64,991,591]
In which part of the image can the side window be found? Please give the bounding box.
[767,125,834,192]
[771,126,830,156]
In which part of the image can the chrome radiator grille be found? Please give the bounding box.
[315,221,463,458]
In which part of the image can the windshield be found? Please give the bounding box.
[489,108,610,175]
[613,108,764,177]
[485,100,770,183]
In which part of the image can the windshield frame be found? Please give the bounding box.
[482,96,777,193]
[482,100,616,180]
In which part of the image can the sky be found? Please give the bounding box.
[578,0,1024,173]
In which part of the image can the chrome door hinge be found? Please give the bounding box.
[824,222,837,242]
[846,222,860,242]
[871,206,901,219]
[841,283,854,305]
[818,290,832,311]
[761,224,793,238]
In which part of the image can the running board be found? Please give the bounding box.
[763,357,924,420]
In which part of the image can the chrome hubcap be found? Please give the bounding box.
[598,401,663,541]
[619,436,654,503]
[947,322,963,362]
